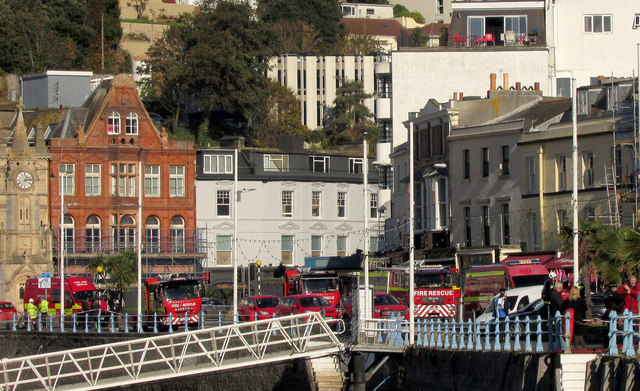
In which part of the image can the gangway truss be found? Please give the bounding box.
[0,313,344,391]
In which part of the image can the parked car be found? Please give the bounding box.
[201,297,226,317]
[0,301,17,328]
[238,295,279,321]
[477,285,544,323]
[373,293,409,319]
[276,294,339,320]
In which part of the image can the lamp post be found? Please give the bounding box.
[233,147,238,320]
[256,260,262,295]
[571,78,579,287]
[59,173,65,319]
[408,118,415,345]
[363,134,370,319]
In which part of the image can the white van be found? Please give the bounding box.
[476,285,543,323]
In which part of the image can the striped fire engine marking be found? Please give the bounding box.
[414,304,456,318]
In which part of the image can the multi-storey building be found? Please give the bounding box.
[48,74,204,275]
[267,55,375,130]
[0,105,53,306]
[196,136,382,268]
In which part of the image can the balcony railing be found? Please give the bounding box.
[53,228,207,257]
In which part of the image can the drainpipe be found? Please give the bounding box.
[537,146,545,249]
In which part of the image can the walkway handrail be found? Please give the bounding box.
[0,313,344,391]
[359,311,571,353]
[607,309,640,356]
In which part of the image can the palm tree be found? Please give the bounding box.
[596,226,640,283]
[557,219,610,318]
[88,249,137,311]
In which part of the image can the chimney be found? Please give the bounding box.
[453,92,458,100]
[534,82,540,91]
[516,82,521,90]
[459,92,464,100]
[503,73,509,90]
[490,73,497,90]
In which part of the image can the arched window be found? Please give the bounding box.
[63,214,75,253]
[112,214,136,251]
[86,215,101,253]
[107,111,121,134]
[145,215,160,254]
[125,112,138,135]
[170,216,185,253]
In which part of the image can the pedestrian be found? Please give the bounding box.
[38,296,49,329]
[617,276,639,314]
[542,271,558,317]
[549,281,565,317]
[492,288,510,319]
[26,298,37,329]
[603,282,625,319]
[91,298,100,329]
[562,286,587,349]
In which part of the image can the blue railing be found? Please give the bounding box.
[360,311,574,352]
[608,309,640,356]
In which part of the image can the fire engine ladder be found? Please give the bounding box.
[605,165,620,226]
[0,313,344,391]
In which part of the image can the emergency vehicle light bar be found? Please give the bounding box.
[505,259,541,265]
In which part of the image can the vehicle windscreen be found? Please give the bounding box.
[73,290,97,303]
[512,275,548,287]
[0,303,14,310]
[255,297,279,308]
[416,273,452,288]
[164,283,199,300]
[303,278,338,293]
[374,295,401,306]
[298,296,329,307]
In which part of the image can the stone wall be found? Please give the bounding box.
[366,347,554,391]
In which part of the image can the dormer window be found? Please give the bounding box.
[107,111,121,134]
[125,112,138,135]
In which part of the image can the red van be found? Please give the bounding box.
[24,277,98,315]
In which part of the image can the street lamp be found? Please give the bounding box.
[256,260,262,295]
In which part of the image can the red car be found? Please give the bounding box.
[238,295,279,321]
[373,293,409,319]
[276,294,339,320]
[0,302,18,327]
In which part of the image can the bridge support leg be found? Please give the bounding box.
[349,352,366,391]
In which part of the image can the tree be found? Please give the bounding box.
[271,20,321,54]
[392,4,424,24]
[324,79,377,144]
[409,28,426,47]
[336,32,378,55]
[596,226,640,283]
[257,0,343,54]
[88,250,137,310]
[557,219,610,318]
[250,80,308,147]
[143,0,273,137]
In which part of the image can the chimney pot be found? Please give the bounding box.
[503,73,509,90]
[534,82,540,91]
[490,73,497,90]
[516,82,521,90]
[459,92,464,100]
[453,92,458,100]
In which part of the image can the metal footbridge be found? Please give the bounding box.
[0,313,344,391]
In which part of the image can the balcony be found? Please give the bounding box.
[53,228,207,259]
[376,97,391,120]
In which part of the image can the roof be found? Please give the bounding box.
[500,253,556,265]
[544,256,574,270]
[498,97,571,128]
[421,23,449,36]
[341,18,405,37]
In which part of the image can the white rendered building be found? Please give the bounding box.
[195,137,384,268]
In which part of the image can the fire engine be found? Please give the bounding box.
[24,276,98,315]
[371,265,461,319]
[125,276,202,330]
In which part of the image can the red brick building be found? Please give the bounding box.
[48,74,204,275]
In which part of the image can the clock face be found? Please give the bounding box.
[15,171,34,190]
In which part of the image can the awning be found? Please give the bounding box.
[544,256,574,270]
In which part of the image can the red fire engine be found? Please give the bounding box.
[377,265,461,319]
[128,277,202,330]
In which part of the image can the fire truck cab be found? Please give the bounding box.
[140,277,202,329]
[414,265,461,318]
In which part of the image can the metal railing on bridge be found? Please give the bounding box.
[0,313,344,391]
[359,311,575,353]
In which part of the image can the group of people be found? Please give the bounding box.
[25,296,50,328]
[542,272,639,349]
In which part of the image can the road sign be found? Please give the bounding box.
[38,276,51,289]
[41,272,51,278]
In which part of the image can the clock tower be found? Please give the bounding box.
[0,103,52,307]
